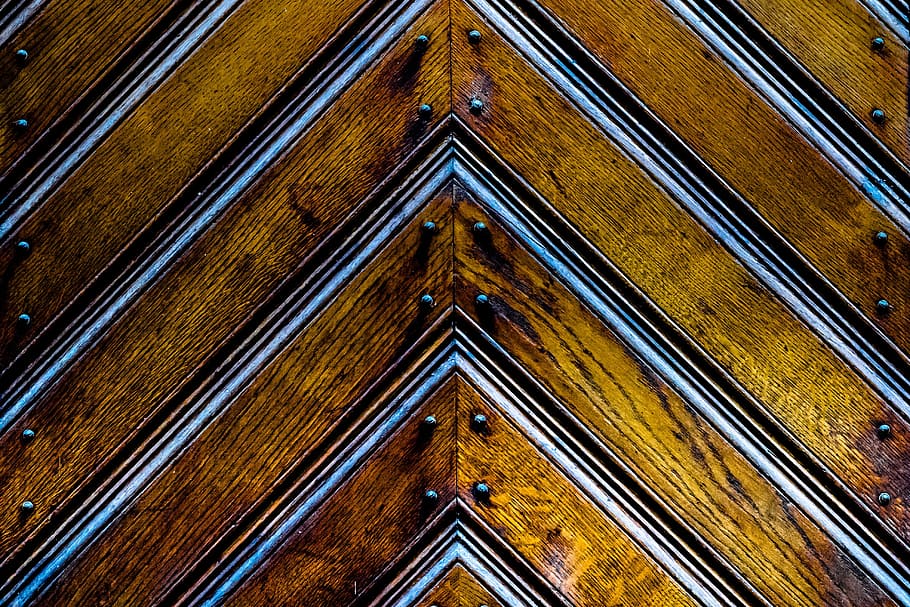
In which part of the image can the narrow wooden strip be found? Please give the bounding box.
[35,193,454,606]
[0,0,181,173]
[456,378,701,606]
[0,0,377,374]
[452,0,910,544]
[0,2,449,576]
[219,380,457,607]
[509,0,910,357]
[454,189,897,605]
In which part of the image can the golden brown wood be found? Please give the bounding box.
[456,377,701,607]
[37,193,454,606]
[0,2,449,569]
[416,564,504,607]
[0,0,374,372]
[454,191,894,606]
[526,0,910,355]
[451,0,910,543]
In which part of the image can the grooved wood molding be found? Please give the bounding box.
[0,0,908,604]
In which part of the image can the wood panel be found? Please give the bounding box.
[450,1,910,544]
[520,0,910,355]
[0,0,448,572]
[454,191,894,606]
[415,564,505,607]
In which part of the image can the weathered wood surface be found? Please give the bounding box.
[1,0,908,604]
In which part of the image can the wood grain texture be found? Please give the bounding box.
[0,1,449,573]
[727,0,910,163]
[456,376,701,607]
[223,379,457,607]
[523,0,910,356]
[451,1,910,544]
[0,0,181,174]
[36,192,454,607]
[453,191,895,606]
[415,564,505,607]
[0,0,373,375]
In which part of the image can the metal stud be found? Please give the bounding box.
[871,108,886,124]
[471,413,488,433]
[473,482,491,502]
[14,49,28,63]
[475,293,489,306]
[468,29,482,44]
[875,299,892,315]
[422,221,437,233]
[871,37,885,51]
[16,313,31,328]
[423,489,439,505]
[877,423,892,440]
[20,501,34,514]
[415,34,430,50]
[469,97,484,115]
[12,118,28,131]
[878,492,892,506]
[15,240,30,256]
[420,293,435,309]
[422,415,438,431]
[418,103,433,118]
[874,231,888,246]
[21,428,35,443]
[473,221,487,233]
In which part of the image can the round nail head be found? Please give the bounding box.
[415,34,429,49]
[871,37,885,51]
[473,482,491,501]
[13,119,28,130]
[17,313,31,328]
[15,49,28,62]
[469,97,484,114]
[877,423,892,439]
[21,501,34,514]
[874,231,888,246]
[471,413,488,432]
[475,293,489,306]
[422,221,437,233]
[876,299,892,315]
[21,428,35,443]
[424,489,439,504]
[878,492,892,506]
[423,415,438,430]
[468,29,482,44]
[473,221,487,233]
[871,108,886,124]
[16,240,30,255]
[420,293,434,308]
[418,103,433,118]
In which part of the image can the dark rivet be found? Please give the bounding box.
[17,313,31,328]
[468,29,482,44]
[423,489,439,505]
[422,221,437,233]
[469,97,484,114]
[871,109,886,124]
[418,103,433,118]
[878,492,892,506]
[871,37,885,51]
[420,293,435,309]
[21,428,35,443]
[415,34,429,50]
[15,49,28,63]
[876,299,892,315]
[874,231,888,246]
[471,413,488,432]
[877,423,892,439]
[20,501,34,514]
[475,293,489,306]
[422,415,438,431]
[15,240,30,255]
[473,221,487,233]
[12,119,28,131]
[473,482,491,502]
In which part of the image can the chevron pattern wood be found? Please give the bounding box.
[0,0,908,604]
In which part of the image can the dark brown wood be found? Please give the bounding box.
[451,0,910,545]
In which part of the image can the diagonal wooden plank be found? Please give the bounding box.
[411,564,507,607]
[25,191,454,607]
[0,0,408,384]
[450,0,910,547]
[453,188,896,606]
[0,0,449,582]
[494,0,910,357]
[455,376,703,606]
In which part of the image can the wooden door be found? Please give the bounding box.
[0,0,908,604]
